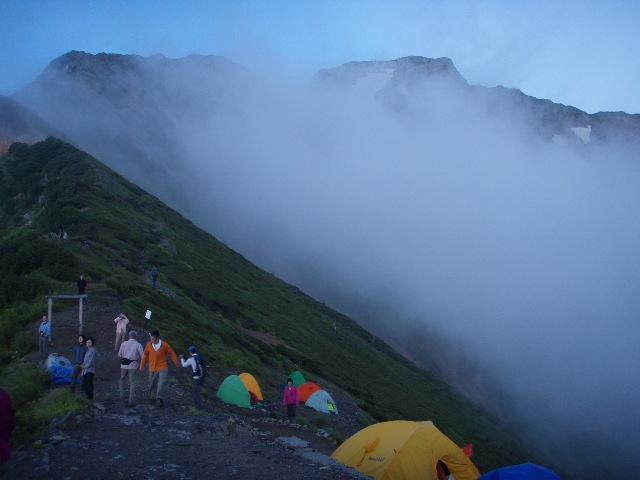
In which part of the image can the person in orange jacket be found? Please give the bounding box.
[139,330,179,407]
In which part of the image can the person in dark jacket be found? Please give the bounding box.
[70,334,87,393]
[150,267,158,287]
[77,274,87,295]
[0,388,16,468]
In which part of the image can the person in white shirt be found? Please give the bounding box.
[117,331,144,406]
[179,345,203,410]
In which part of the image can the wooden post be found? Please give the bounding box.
[47,298,53,342]
[44,294,87,336]
[79,297,84,334]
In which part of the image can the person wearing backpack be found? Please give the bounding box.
[179,345,204,410]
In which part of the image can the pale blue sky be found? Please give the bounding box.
[2,0,639,113]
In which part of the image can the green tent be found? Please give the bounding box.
[286,370,306,387]
[216,374,251,408]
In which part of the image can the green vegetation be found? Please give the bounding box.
[295,417,317,431]
[0,138,538,472]
[0,361,87,441]
[328,428,346,446]
[311,416,328,429]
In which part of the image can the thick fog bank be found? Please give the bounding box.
[174,80,640,478]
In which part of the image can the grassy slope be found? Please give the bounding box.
[0,138,537,473]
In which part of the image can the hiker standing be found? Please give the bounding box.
[38,315,51,359]
[81,337,97,400]
[70,334,87,393]
[118,331,144,406]
[283,377,299,422]
[113,313,130,351]
[179,345,203,410]
[77,274,87,295]
[150,266,158,287]
[140,330,179,407]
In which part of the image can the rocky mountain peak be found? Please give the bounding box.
[316,55,467,92]
[42,50,144,79]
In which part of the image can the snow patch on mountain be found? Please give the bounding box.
[551,125,592,145]
[571,125,591,143]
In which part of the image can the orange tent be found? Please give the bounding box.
[331,420,480,480]
[298,381,322,402]
[238,372,263,401]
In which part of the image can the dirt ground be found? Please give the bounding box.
[7,301,369,480]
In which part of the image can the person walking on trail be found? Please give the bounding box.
[118,331,144,407]
[38,315,51,359]
[70,334,87,393]
[114,313,129,351]
[283,377,299,422]
[140,330,179,407]
[179,345,203,410]
[150,267,158,287]
[81,337,97,401]
[77,274,87,295]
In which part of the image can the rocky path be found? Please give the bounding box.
[8,301,369,479]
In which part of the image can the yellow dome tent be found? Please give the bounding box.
[331,420,480,480]
[239,372,263,401]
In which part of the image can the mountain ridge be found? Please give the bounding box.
[316,55,640,145]
[4,50,639,179]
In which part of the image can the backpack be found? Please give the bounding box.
[194,354,208,385]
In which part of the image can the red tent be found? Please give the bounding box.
[298,381,321,402]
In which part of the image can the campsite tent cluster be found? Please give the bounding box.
[42,354,558,479]
[285,370,338,414]
[330,420,562,480]
[215,370,339,415]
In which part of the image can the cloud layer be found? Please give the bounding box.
[175,76,640,477]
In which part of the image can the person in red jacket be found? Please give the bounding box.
[282,377,299,422]
[139,330,179,407]
[0,387,16,469]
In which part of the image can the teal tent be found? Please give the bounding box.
[305,389,338,414]
[216,375,251,408]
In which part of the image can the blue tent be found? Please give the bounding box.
[45,353,76,384]
[478,462,561,480]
